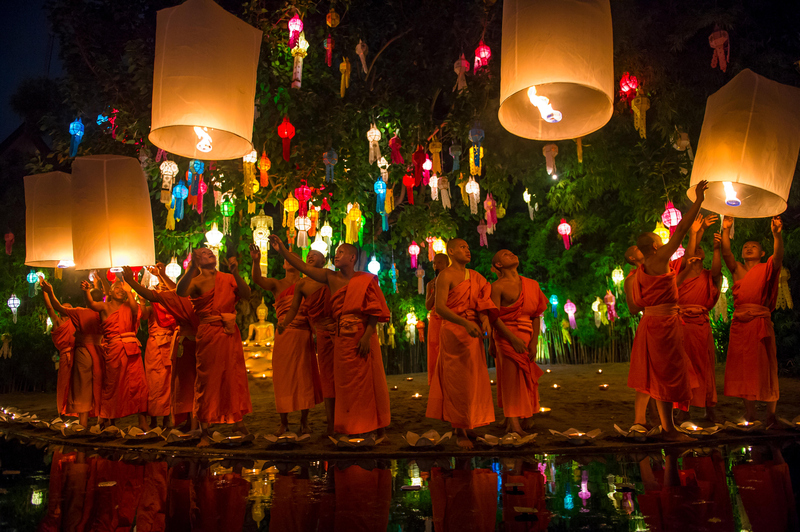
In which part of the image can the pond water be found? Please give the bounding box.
[1,437,799,531]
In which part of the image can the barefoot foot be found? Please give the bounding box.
[273,425,288,437]
[661,431,695,443]
[457,435,474,449]
[197,435,213,448]
[300,424,312,435]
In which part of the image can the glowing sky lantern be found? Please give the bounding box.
[499,0,613,140]
[278,116,295,161]
[287,13,303,49]
[408,241,420,268]
[367,256,381,275]
[291,31,309,89]
[24,171,74,270]
[564,299,577,329]
[165,257,182,282]
[7,294,20,323]
[661,201,682,236]
[612,266,624,286]
[549,294,559,317]
[557,219,571,250]
[150,0,261,160]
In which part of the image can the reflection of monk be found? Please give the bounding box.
[270,471,321,532]
[176,248,252,447]
[333,465,391,532]
[637,449,701,532]
[42,288,75,416]
[426,253,450,385]
[681,451,733,531]
[430,461,498,532]
[732,445,798,532]
[194,469,250,532]
[269,235,391,438]
[79,456,144,530]
[501,461,551,532]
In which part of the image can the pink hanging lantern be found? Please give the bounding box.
[474,40,491,73]
[295,180,312,217]
[557,219,571,250]
[564,299,577,329]
[709,29,729,73]
[661,201,682,236]
[288,13,303,49]
[619,72,638,105]
[425,236,435,261]
[671,245,685,262]
[478,220,489,247]
[604,290,617,321]
[408,241,420,268]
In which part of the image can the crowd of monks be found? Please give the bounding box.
[40,179,786,448]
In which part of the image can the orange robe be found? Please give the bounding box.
[628,267,696,403]
[190,272,252,424]
[430,467,498,532]
[305,284,336,399]
[681,453,734,531]
[273,284,322,413]
[152,290,198,421]
[426,270,496,429]
[135,462,168,532]
[51,319,76,416]
[427,309,442,385]
[144,308,176,417]
[724,256,781,402]
[494,276,547,418]
[333,465,391,532]
[79,457,144,531]
[502,468,551,532]
[100,304,148,419]
[330,272,391,435]
[676,268,720,409]
[62,307,104,417]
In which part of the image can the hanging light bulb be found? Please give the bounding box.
[165,257,182,282]
[723,181,741,207]
[367,255,381,274]
[527,86,562,123]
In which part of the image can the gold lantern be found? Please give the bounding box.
[251,208,273,275]
[498,0,614,140]
[687,69,800,217]
[24,172,74,268]
[70,155,155,270]
[149,0,262,160]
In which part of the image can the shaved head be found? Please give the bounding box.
[338,243,358,257]
[446,238,466,254]
[625,245,641,266]
[306,250,324,262]
[636,232,657,253]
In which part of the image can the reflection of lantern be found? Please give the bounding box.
[251,208,273,275]
[367,124,382,164]
[204,223,224,264]
[408,241,420,268]
[499,0,613,140]
[367,256,381,275]
[612,266,624,286]
[564,299,577,329]
[654,221,670,245]
[165,257,182,282]
[661,201,682,235]
[287,13,303,49]
[277,116,295,161]
[24,171,74,269]
[71,155,155,270]
[7,294,20,323]
[149,0,261,160]
[687,69,800,217]
[159,161,179,203]
[474,40,491,73]
[549,294,558,317]
[557,219,571,250]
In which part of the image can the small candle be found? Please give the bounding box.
[348,438,365,444]
[247,369,250,373]
[739,421,751,427]
[546,369,551,373]
[552,384,560,390]
[412,393,422,399]
[406,377,414,381]
[539,407,551,414]
[253,354,260,358]
[597,369,603,374]
[266,342,272,347]
[574,432,585,437]
[391,386,398,390]
[599,384,609,391]
[490,380,496,385]
[261,373,266,379]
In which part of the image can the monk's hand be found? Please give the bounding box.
[510,336,528,355]
[703,213,719,229]
[80,281,92,292]
[694,180,709,202]
[276,323,286,335]
[40,279,53,295]
[267,234,285,253]
[464,321,482,338]
[527,342,537,361]
[226,257,239,274]
[687,257,702,266]
[722,215,734,230]
[691,213,704,233]
[120,265,134,283]
[713,232,722,250]
[249,243,261,262]
[772,216,783,235]
[357,333,370,358]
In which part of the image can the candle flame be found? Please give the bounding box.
[527,86,563,123]
[194,126,213,153]
[723,181,741,207]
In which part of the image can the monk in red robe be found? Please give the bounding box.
[277,249,336,435]
[269,235,391,438]
[629,180,707,441]
[176,248,252,447]
[490,249,547,435]
[41,280,104,428]
[251,244,322,435]
[674,213,722,421]
[427,238,496,449]
[83,278,149,430]
[123,264,199,431]
[426,253,450,385]
[42,289,75,416]
[138,298,177,428]
[721,215,784,425]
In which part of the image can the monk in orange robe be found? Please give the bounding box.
[269,235,391,438]
[42,289,76,416]
[123,264,199,431]
[270,470,322,532]
[490,249,547,435]
[674,213,722,421]
[251,244,322,435]
[42,280,104,428]
[628,181,707,441]
[430,461,498,532]
[139,300,177,427]
[732,445,798,532]
[176,248,252,447]
[426,253,450,385]
[721,215,784,425]
[277,250,336,434]
[333,464,392,532]
[426,238,496,448]
[501,461,551,532]
[194,468,250,531]
[83,278,149,430]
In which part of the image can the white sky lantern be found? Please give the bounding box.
[71,155,155,271]
[688,69,800,217]
[24,171,74,269]
[149,0,262,160]
[498,0,614,141]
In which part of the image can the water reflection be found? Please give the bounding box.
[1,438,799,531]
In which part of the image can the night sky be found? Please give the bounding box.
[0,0,62,141]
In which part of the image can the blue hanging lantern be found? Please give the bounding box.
[449,143,462,172]
[374,178,388,231]
[468,122,484,168]
[391,262,398,293]
[188,160,204,196]
[564,489,574,511]
[549,294,559,317]
[26,270,39,297]
[68,118,84,157]
[96,114,109,125]
[172,180,189,221]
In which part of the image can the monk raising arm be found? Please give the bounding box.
[42,289,61,326]
[720,217,740,276]
[267,237,334,286]
[771,216,784,270]
[710,233,723,286]
[250,244,282,294]
[226,256,250,300]
[81,281,105,314]
[121,266,158,303]
[646,181,708,275]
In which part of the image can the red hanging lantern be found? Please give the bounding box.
[403,173,415,205]
[474,40,491,72]
[412,146,426,186]
[258,151,271,187]
[557,219,572,250]
[288,13,303,49]
[661,201,682,236]
[277,116,295,161]
[295,180,312,217]
[619,72,639,105]
[408,241,420,268]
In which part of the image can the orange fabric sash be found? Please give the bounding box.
[336,314,364,336]
[644,304,679,316]
[102,332,141,356]
[74,333,103,347]
[200,313,237,335]
[732,304,771,323]
[679,304,709,325]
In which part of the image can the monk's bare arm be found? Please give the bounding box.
[772,216,784,270]
[226,257,251,300]
[720,222,741,276]
[710,233,723,285]
[657,181,708,263]
[121,282,139,315]
[280,283,305,331]
[675,261,695,286]
[40,281,70,316]
[154,263,177,290]
[139,302,151,321]
[121,266,158,302]
[529,317,541,357]
[82,283,104,313]
[425,279,436,311]
[42,291,59,324]
[357,315,379,357]
[176,262,197,297]
[624,277,643,314]
[494,318,528,353]
[268,235,331,285]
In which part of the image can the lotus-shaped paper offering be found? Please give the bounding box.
[89,424,123,438]
[400,430,452,447]
[58,423,86,437]
[549,428,602,445]
[614,424,661,441]
[264,432,311,445]
[328,434,386,448]
[723,420,764,433]
[210,431,255,446]
[123,426,165,441]
[678,422,722,436]
[778,415,800,430]
[477,433,537,448]
[162,428,201,442]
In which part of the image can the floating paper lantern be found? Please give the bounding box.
[165,257,182,282]
[278,116,295,161]
[611,266,624,286]
[557,219,571,250]
[564,300,577,329]
[687,69,800,217]
[287,13,303,49]
[661,201,682,235]
[549,294,558,317]
[149,0,262,160]
[68,118,84,157]
[408,241,420,268]
[367,256,381,275]
[498,0,614,140]
[24,171,74,269]
[71,155,155,270]
[7,294,20,323]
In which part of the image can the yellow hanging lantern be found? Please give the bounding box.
[340,57,351,98]
[24,172,74,269]
[687,69,800,217]
[251,208,273,275]
[429,140,442,174]
[283,192,299,229]
[654,222,670,245]
[345,203,362,244]
[498,0,614,141]
[149,0,262,160]
[631,94,650,139]
[469,146,483,176]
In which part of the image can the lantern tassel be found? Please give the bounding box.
[282,138,291,162]
[382,213,388,232]
[296,230,308,249]
[166,207,176,230]
[417,269,425,294]
[777,269,793,310]
[562,234,570,250]
[450,145,461,172]
[568,314,576,329]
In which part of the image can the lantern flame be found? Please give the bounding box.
[194,126,213,153]
[723,181,741,207]
[527,86,563,123]
[57,260,75,269]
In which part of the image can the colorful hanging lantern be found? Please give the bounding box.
[557,219,571,249]
[454,54,469,92]
[295,180,312,217]
[367,124,382,164]
[709,29,729,73]
[159,160,179,204]
[619,72,638,105]
[591,297,602,328]
[549,294,559,317]
[465,177,480,214]
[165,257,182,282]
[220,194,235,234]
[257,151,271,187]
[416,266,425,294]
[474,40,491,73]
[543,143,558,177]
[612,266,624,286]
[27,270,40,297]
[425,236,435,262]
[283,192,299,230]
[661,201,682,236]
[326,7,340,28]
[243,149,257,189]
[412,145,426,186]
[484,193,498,234]
[564,300,577,329]
[777,269,793,310]
[469,123,484,169]
[653,221,670,244]
[355,39,369,74]
[422,155,432,183]
[631,94,650,139]
[374,179,388,231]
[391,262,398,292]
[429,174,439,201]
[344,203,362,244]
[295,216,311,248]
[469,146,483,177]
[367,256,381,275]
[670,245,685,262]
[408,241,420,268]
[340,57,351,98]
[277,116,295,161]
[403,172,415,205]
[322,149,338,183]
[310,232,328,256]
[7,294,20,323]
[171,180,189,222]
[377,156,389,182]
[604,290,617,321]
[204,222,224,263]
[251,208,273,274]
[325,33,334,67]
[320,220,333,245]
[449,143,462,172]
[287,13,303,49]
[429,140,442,174]
[432,238,446,255]
[291,31,309,89]
[477,220,489,247]
[523,189,534,220]
[439,176,451,209]
[389,133,404,164]
[68,118,84,157]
